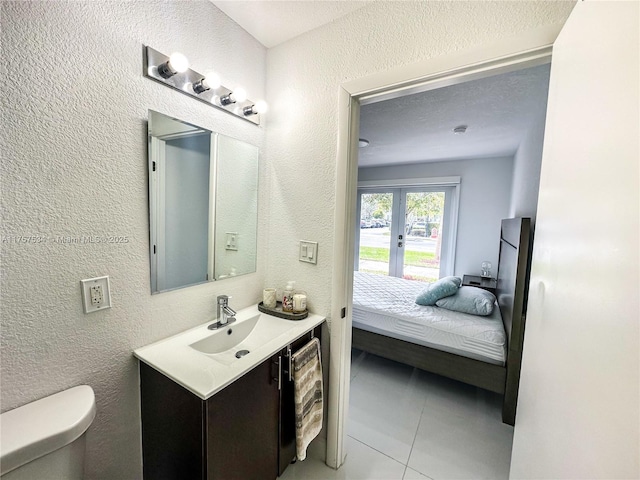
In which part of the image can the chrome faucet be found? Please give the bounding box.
[209,295,236,330]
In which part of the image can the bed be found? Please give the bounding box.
[352,217,532,425]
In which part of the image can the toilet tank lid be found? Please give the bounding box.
[0,385,96,476]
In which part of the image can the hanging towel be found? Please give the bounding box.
[292,337,323,461]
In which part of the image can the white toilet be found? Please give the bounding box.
[0,385,96,480]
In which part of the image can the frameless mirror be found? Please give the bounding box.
[148,110,259,293]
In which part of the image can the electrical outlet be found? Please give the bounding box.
[81,276,112,314]
[90,285,104,306]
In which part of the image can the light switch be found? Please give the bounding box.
[225,232,238,251]
[299,240,318,264]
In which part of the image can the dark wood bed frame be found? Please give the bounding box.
[352,217,532,425]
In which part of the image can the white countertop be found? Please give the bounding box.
[134,304,325,400]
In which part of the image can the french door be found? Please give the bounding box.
[356,186,457,282]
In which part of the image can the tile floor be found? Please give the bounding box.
[280,349,514,480]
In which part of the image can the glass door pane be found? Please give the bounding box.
[401,191,446,283]
[357,192,394,276]
[356,185,456,281]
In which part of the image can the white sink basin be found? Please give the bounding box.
[189,314,292,364]
[133,304,325,399]
[190,315,261,354]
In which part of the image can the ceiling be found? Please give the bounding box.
[211,1,372,48]
[208,2,551,168]
[358,64,552,168]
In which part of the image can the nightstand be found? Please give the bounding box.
[462,275,497,295]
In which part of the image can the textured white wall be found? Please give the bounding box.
[509,91,550,226]
[1,2,266,478]
[264,1,576,320]
[358,157,514,277]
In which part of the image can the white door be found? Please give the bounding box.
[510,1,639,478]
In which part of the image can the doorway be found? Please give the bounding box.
[327,36,556,469]
[346,61,551,475]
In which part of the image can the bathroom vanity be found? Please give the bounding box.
[134,305,325,480]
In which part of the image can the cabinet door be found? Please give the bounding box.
[206,355,279,480]
[140,362,206,480]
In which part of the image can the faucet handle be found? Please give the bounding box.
[217,295,231,304]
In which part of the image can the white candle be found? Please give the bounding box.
[263,288,277,309]
[293,293,307,313]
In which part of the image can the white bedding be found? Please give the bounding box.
[352,272,507,365]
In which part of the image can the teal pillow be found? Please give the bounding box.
[435,286,496,316]
[415,276,462,306]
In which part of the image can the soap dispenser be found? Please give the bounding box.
[282,281,295,312]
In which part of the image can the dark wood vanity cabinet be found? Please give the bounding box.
[139,326,321,480]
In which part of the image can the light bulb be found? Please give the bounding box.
[168,52,189,73]
[244,100,268,116]
[220,87,248,106]
[254,100,268,114]
[202,72,221,90]
[157,52,190,78]
[193,71,221,94]
[232,87,247,103]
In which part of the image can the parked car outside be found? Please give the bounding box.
[411,221,427,236]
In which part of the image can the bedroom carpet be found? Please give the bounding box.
[279,349,513,480]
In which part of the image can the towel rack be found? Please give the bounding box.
[284,328,317,382]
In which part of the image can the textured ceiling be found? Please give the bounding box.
[211,1,372,48]
[358,64,551,167]
[209,1,551,167]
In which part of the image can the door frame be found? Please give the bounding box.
[148,136,164,293]
[327,24,565,468]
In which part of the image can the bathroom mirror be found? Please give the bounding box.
[148,110,259,293]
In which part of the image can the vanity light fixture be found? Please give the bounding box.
[157,52,189,79]
[243,100,268,116]
[358,138,370,147]
[143,46,264,125]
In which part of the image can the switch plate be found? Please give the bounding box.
[81,276,112,314]
[225,232,238,251]
[299,241,318,264]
